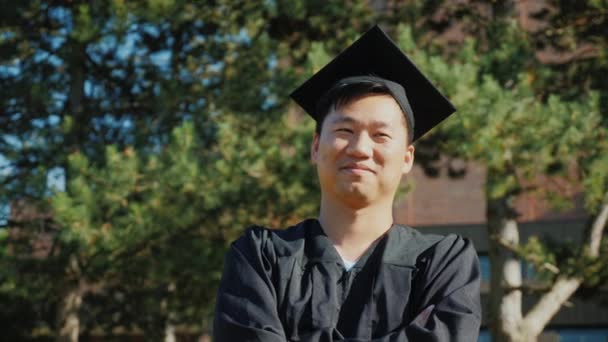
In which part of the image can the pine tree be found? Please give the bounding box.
[0,1,376,339]
[395,24,608,341]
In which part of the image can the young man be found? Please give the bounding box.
[214,25,481,341]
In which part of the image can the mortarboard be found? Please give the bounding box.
[290,25,456,142]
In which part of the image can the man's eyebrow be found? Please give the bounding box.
[329,116,357,125]
[329,116,393,129]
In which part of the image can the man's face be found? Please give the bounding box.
[311,94,415,208]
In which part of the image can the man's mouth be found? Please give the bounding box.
[340,163,375,174]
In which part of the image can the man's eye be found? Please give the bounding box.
[335,128,353,133]
[375,132,391,139]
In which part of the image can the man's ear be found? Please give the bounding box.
[402,144,415,174]
[311,133,320,164]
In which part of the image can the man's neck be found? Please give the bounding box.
[318,196,394,262]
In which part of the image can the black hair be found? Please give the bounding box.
[314,80,413,145]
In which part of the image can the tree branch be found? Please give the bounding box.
[504,281,552,293]
[493,235,560,274]
[522,200,608,336]
[588,202,608,258]
[522,276,581,337]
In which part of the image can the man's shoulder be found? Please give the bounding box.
[385,225,476,266]
[392,224,473,249]
[231,219,313,259]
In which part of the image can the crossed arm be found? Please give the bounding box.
[214,234,481,342]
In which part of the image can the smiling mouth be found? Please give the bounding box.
[340,165,375,174]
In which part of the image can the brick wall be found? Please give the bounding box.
[394,162,587,226]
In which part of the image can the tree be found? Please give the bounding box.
[49,119,317,340]
[4,1,604,340]
[395,24,608,341]
[383,1,608,339]
[1,1,377,340]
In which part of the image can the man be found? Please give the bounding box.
[214,25,481,341]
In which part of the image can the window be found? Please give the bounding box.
[478,329,491,342]
[555,328,608,342]
[477,255,542,282]
[478,255,491,281]
[478,329,608,341]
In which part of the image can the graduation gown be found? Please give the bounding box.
[214,219,481,341]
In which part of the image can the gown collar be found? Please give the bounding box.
[304,219,388,269]
[302,218,432,268]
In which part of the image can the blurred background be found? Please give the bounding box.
[1,1,607,341]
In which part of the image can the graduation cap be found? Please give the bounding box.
[290,25,456,142]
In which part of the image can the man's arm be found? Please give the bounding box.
[341,235,482,342]
[213,230,287,342]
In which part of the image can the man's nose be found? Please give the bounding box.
[346,133,373,158]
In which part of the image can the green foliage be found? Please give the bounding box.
[2,0,606,338]
[569,240,608,287]
[0,0,374,336]
[517,236,559,282]
[582,137,608,212]
[461,17,535,88]
[396,25,606,206]
[44,116,318,332]
[516,234,608,289]
[396,18,608,326]
[308,42,332,72]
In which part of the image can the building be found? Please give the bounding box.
[394,162,608,341]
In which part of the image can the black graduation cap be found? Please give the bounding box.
[290,25,456,142]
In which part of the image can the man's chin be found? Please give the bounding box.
[336,185,376,206]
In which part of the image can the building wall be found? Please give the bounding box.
[392,160,608,339]
[394,162,586,226]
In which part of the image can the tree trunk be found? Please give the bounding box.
[163,282,177,342]
[164,322,176,342]
[488,197,608,342]
[55,284,82,342]
[54,40,87,342]
[487,196,526,342]
[520,201,608,337]
[522,277,581,337]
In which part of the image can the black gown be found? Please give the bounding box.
[214,219,481,341]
